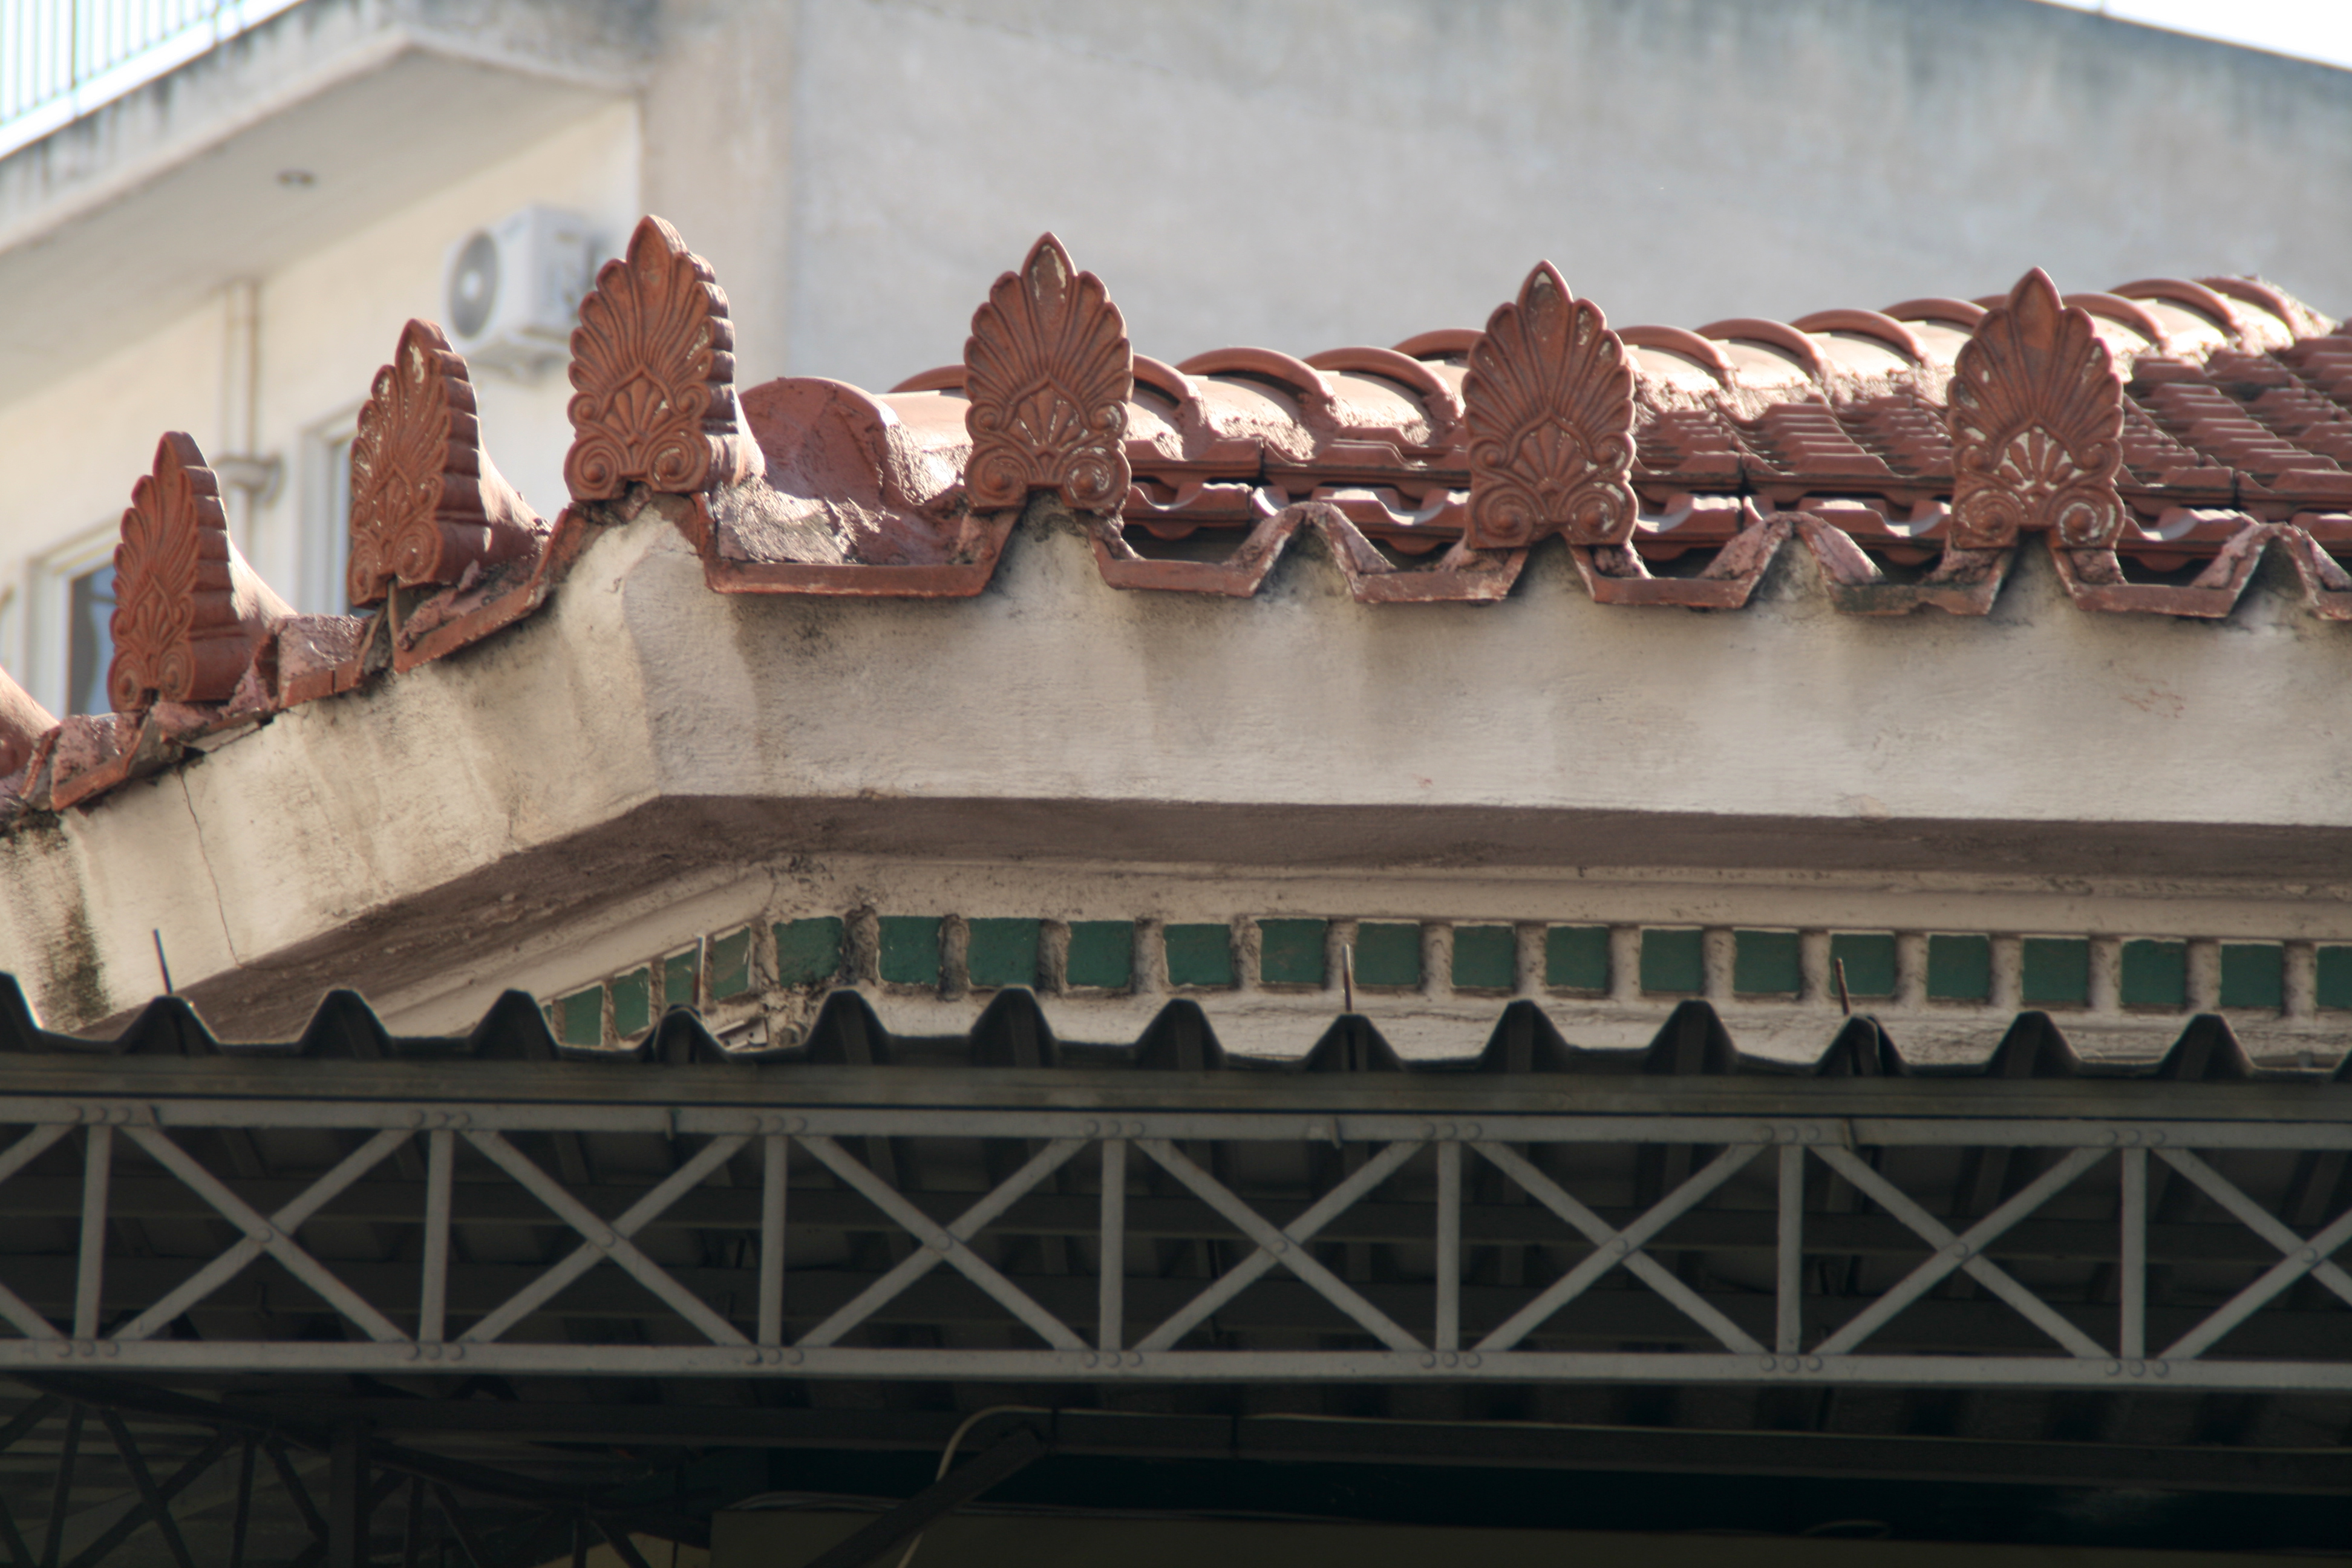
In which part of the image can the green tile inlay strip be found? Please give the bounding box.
[1926,934,1991,1002]
[1732,930,1800,996]
[555,987,603,1049]
[707,927,756,1001]
[609,968,652,1039]
[2120,940,2186,1009]
[1066,922,1134,990]
[662,949,699,1011]
[878,916,941,987]
[1546,926,1609,991]
[967,918,1041,988]
[2020,937,2089,1008]
[2319,947,2352,1011]
[1829,933,1896,999]
[1452,925,1516,990]
[1165,924,1235,988]
[773,918,844,988]
[2220,943,2283,1010]
[1353,923,1422,988]
[1640,928,1705,996]
[1258,919,1328,987]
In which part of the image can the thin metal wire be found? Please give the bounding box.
[895,1405,1050,1568]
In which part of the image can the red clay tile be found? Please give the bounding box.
[27,218,2352,825]
[564,216,760,503]
[1461,262,1635,550]
[0,666,53,782]
[1949,270,2126,552]
[107,433,291,716]
[348,319,546,604]
[965,233,1132,515]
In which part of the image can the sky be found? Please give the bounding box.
[2033,0,2352,70]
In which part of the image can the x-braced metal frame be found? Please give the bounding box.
[1,1096,2348,1391]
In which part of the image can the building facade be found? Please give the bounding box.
[2,2,2352,1563]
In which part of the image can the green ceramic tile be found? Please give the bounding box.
[1451,926,1516,990]
[1641,928,1705,995]
[1354,923,1422,987]
[555,986,603,1048]
[2120,940,2186,1009]
[2220,943,2283,1010]
[1165,924,1235,987]
[1066,922,1134,990]
[773,918,844,987]
[878,916,941,986]
[609,968,652,1039]
[1926,934,1990,1002]
[967,918,1041,988]
[2318,947,2352,1011]
[2020,938,2089,1007]
[1259,919,1328,986]
[1831,933,1896,999]
[708,927,756,1001]
[1733,930,1800,996]
[662,949,699,1010]
[1545,926,1610,991]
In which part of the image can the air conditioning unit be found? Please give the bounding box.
[442,206,595,377]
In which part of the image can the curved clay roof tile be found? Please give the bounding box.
[1175,347,1338,410]
[1618,325,1736,383]
[1694,318,1825,379]
[2060,292,2173,353]
[1788,309,1928,365]
[0,665,51,780]
[1390,328,1482,360]
[887,365,967,393]
[1881,297,1988,328]
[2109,277,2247,341]
[1131,354,1201,410]
[1304,345,1465,425]
[2198,275,2321,336]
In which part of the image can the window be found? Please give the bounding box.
[64,563,114,716]
[22,527,120,717]
[311,427,356,614]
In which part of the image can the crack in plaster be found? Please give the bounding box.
[177,770,241,970]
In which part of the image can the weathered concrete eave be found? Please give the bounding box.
[8,507,2352,1036]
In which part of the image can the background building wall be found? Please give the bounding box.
[653,0,2352,388]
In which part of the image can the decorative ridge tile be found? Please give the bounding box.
[348,318,547,604]
[16,228,2352,828]
[0,665,53,783]
[107,433,292,717]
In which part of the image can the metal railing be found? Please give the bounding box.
[0,0,304,160]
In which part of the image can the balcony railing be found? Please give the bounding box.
[0,0,304,160]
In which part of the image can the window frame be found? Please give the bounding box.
[22,523,120,717]
[301,405,363,616]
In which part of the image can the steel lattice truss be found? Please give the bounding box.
[1,1086,2347,1392]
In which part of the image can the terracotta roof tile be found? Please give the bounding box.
[4,214,2351,821]
[0,665,51,785]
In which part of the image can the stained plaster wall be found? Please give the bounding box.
[5,506,2351,1064]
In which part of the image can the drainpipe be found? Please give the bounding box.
[211,279,281,556]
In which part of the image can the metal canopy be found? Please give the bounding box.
[1,980,2350,1558]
